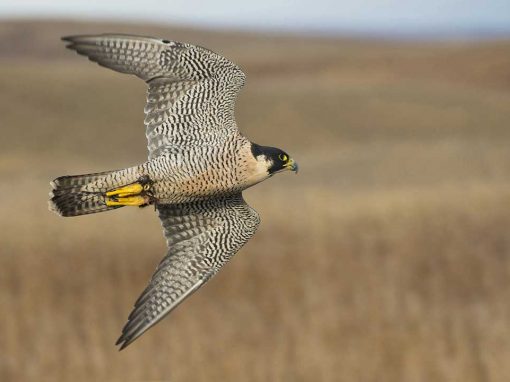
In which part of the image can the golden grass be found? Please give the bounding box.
[1,20,510,381]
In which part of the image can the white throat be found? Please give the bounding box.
[241,154,272,189]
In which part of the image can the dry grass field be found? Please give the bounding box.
[1,20,510,381]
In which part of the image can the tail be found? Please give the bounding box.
[49,170,122,217]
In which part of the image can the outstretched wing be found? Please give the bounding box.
[115,193,260,350]
[63,34,246,159]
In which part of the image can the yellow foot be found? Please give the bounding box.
[105,176,154,207]
[106,183,144,198]
[106,175,153,197]
[106,195,149,207]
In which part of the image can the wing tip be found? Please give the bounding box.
[61,34,99,42]
[116,339,130,351]
[61,35,84,47]
[115,331,133,351]
[61,35,98,49]
[115,325,144,351]
[115,335,130,351]
[61,35,80,52]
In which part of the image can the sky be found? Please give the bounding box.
[1,0,510,38]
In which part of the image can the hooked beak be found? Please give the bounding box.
[285,158,299,174]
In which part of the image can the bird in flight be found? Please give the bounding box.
[49,34,298,350]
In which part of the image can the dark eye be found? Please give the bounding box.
[278,154,288,162]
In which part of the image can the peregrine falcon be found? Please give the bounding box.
[49,34,298,350]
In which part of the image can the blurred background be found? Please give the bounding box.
[1,1,510,381]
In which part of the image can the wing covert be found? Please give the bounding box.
[116,193,260,349]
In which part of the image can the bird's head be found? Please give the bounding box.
[251,143,298,176]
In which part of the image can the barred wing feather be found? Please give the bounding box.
[63,34,246,158]
[115,193,260,349]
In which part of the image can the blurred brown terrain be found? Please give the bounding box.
[1,20,510,381]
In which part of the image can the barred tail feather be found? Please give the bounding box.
[50,170,114,189]
[49,171,121,217]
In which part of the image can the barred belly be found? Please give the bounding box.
[145,141,247,204]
